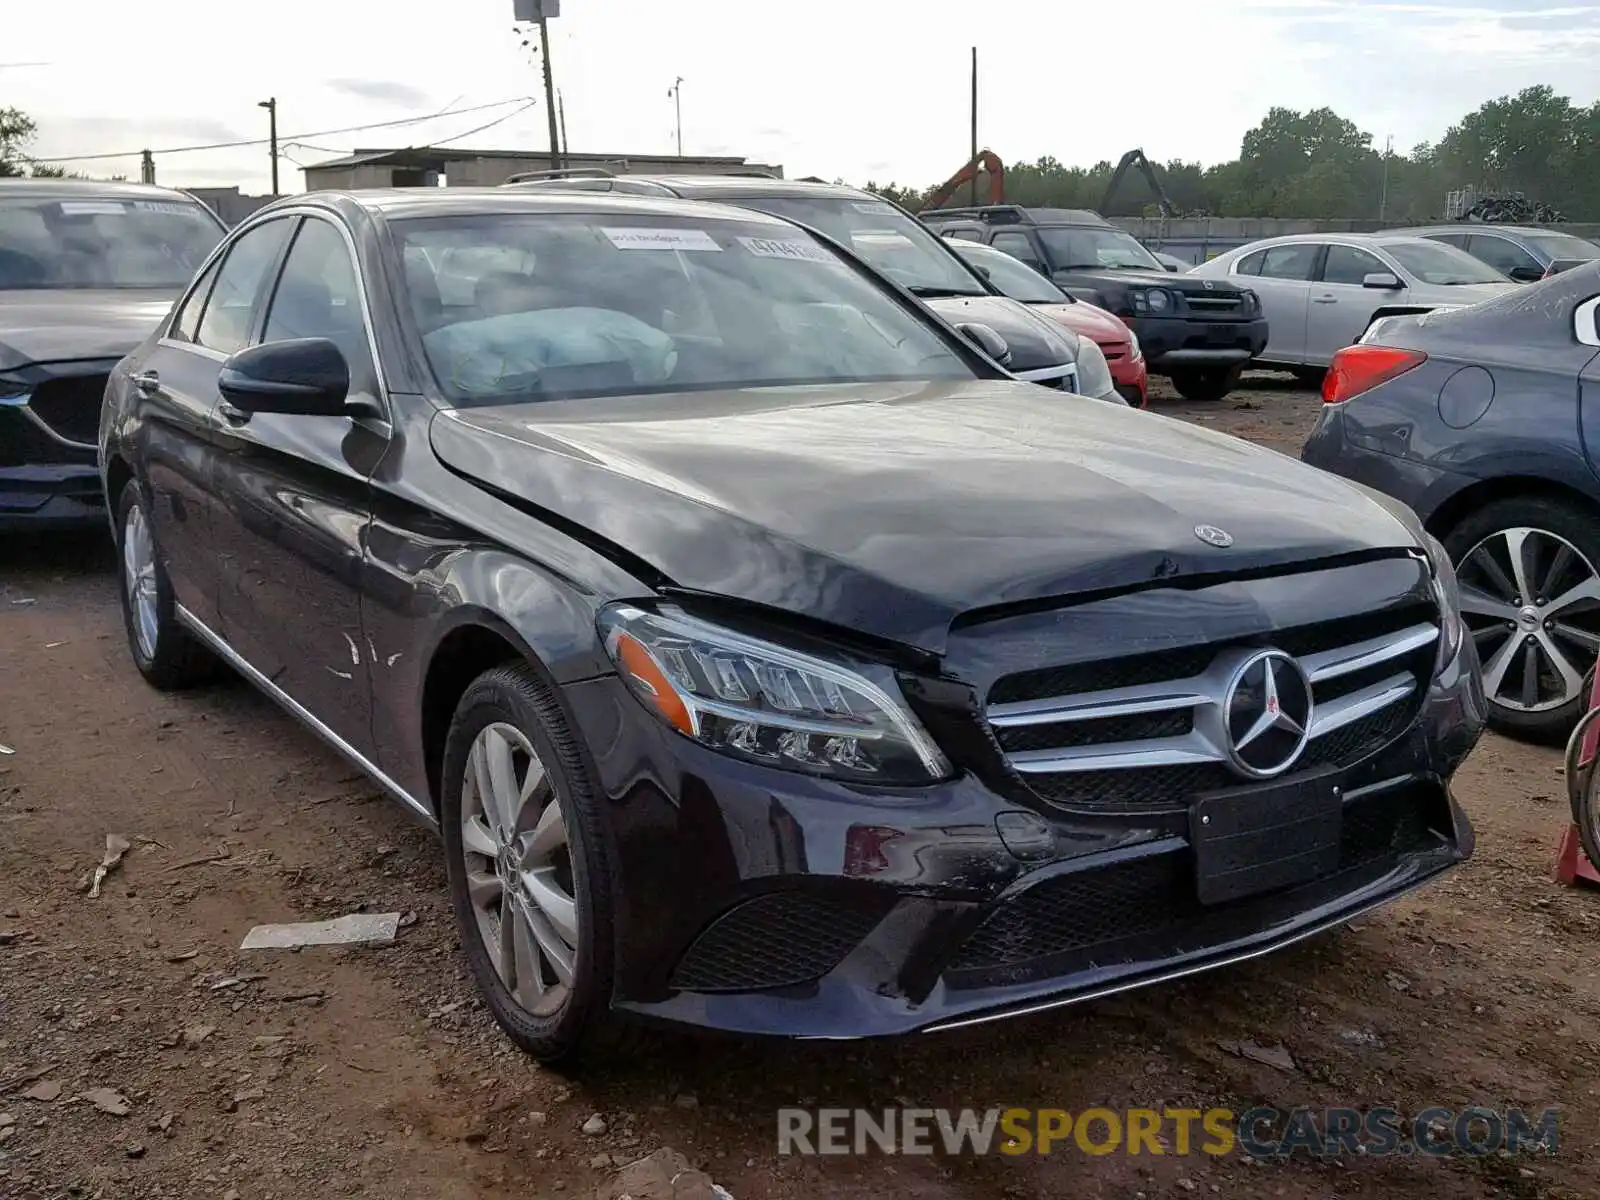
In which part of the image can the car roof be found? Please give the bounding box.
[0,178,211,204]
[1222,231,1435,253]
[262,186,801,228]
[1388,223,1568,239]
[609,175,879,202]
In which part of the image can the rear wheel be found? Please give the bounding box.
[1443,496,1600,743]
[1291,366,1326,389]
[1168,364,1243,403]
[440,661,634,1062]
[114,479,218,690]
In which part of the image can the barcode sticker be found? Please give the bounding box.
[602,227,722,252]
[738,236,838,265]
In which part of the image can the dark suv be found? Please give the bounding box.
[923,206,1268,402]
[0,180,226,530]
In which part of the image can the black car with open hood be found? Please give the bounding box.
[101,186,1484,1065]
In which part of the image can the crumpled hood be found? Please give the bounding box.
[921,295,1079,373]
[0,289,176,371]
[428,379,1420,652]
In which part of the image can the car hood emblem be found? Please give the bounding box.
[1194,524,1233,547]
[1223,650,1314,778]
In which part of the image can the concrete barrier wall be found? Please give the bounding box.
[1112,217,1600,264]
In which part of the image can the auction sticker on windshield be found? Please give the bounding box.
[57,201,127,216]
[852,201,898,216]
[738,237,839,265]
[132,200,201,215]
[602,227,722,253]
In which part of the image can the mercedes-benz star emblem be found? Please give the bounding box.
[1202,280,1215,290]
[1194,524,1234,547]
[1223,650,1314,778]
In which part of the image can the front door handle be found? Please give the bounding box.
[217,400,251,425]
[1312,295,1338,304]
[130,370,160,393]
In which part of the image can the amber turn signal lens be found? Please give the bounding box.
[613,632,695,735]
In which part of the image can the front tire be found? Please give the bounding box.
[440,662,630,1063]
[1168,364,1243,403]
[1443,495,1600,743]
[114,479,218,690]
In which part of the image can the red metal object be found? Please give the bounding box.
[917,150,1005,213]
[1555,825,1600,886]
[1556,657,1600,887]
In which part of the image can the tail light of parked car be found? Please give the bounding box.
[1322,345,1427,406]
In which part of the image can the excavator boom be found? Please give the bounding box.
[917,150,1005,213]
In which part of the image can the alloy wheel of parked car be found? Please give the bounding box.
[114,480,218,691]
[441,663,628,1061]
[460,720,578,1016]
[1447,498,1600,740]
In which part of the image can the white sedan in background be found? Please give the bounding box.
[1188,233,1518,381]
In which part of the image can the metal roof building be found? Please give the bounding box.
[301,147,784,191]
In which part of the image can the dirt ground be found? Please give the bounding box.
[3,374,1598,1200]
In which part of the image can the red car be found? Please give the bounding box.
[949,237,1148,407]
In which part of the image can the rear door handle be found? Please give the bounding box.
[130,370,160,393]
[1312,295,1338,304]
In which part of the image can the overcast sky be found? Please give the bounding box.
[7,0,1600,195]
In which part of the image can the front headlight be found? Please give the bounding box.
[1124,326,1142,362]
[1423,532,1465,670]
[1072,336,1116,401]
[0,375,29,401]
[599,604,952,785]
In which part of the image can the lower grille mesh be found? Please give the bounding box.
[948,788,1437,974]
[27,374,107,447]
[671,890,896,993]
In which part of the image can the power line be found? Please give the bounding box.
[38,96,536,164]
[425,100,540,148]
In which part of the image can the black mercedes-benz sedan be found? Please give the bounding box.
[1,180,225,530]
[101,188,1484,1062]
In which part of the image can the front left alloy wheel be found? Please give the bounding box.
[440,661,630,1062]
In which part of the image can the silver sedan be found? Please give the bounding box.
[1189,233,1517,375]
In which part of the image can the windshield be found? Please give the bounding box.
[1383,239,1509,285]
[953,242,1068,303]
[396,213,976,407]
[1037,227,1164,272]
[715,195,987,297]
[1526,233,1600,263]
[0,195,225,290]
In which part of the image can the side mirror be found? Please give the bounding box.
[971,263,993,281]
[956,322,1012,366]
[1163,262,1180,273]
[1362,272,1403,291]
[1508,265,1545,283]
[218,338,351,416]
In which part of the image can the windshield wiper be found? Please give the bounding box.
[906,284,987,299]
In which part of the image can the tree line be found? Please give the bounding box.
[864,86,1600,223]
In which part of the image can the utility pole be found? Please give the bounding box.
[969,47,978,205]
[558,90,569,159]
[1379,133,1392,223]
[257,98,279,196]
[538,16,562,172]
[669,77,684,157]
[140,149,155,185]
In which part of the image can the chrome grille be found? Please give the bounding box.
[26,374,107,448]
[1181,293,1245,316]
[985,606,1439,814]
